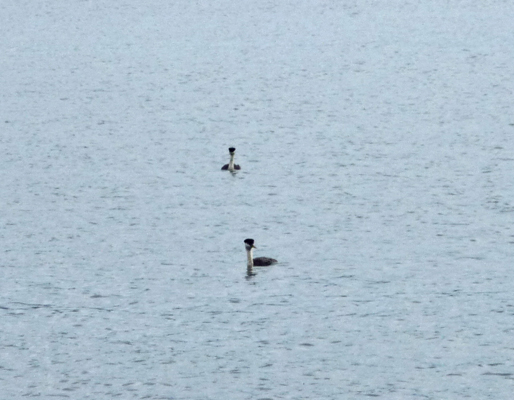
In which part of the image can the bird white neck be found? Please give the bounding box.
[246,247,254,268]
[228,154,235,171]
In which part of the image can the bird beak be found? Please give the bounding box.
[252,245,257,249]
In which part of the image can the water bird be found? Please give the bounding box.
[221,147,241,171]
[244,238,277,267]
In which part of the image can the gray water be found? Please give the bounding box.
[1,1,514,398]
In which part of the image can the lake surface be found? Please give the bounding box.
[1,1,514,398]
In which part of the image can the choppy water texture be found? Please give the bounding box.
[1,1,514,398]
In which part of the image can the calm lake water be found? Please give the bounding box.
[1,1,514,398]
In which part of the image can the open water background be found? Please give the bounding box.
[1,1,514,398]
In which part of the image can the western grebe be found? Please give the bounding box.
[221,147,241,171]
[244,238,277,267]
